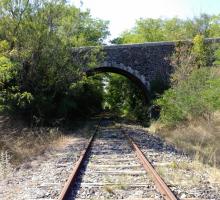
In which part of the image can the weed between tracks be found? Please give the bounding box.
[104,183,127,194]
[103,174,131,193]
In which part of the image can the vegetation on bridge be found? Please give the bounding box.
[157,35,220,125]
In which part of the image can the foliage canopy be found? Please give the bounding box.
[0,0,109,124]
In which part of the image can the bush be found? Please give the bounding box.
[156,34,220,126]
[157,67,220,125]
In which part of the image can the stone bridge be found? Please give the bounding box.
[72,38,220,101]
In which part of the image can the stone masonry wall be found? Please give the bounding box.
[72,38,220,93]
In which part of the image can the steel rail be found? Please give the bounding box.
[122,130,178,200]
[57,124,99,200]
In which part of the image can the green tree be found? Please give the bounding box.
[113,14,220,44]
[104,74,148,122]
[109,14,220,123]
[0,0,109,124]
[157,34,220,125]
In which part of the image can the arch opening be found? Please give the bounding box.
[86,66,150,103]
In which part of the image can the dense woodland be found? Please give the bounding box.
[0,0,220,128]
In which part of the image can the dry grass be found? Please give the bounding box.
[103,174,129,193]
[209,166,220,184]
[103,185,115,194]
[103,183,126,194]
[0,150,12,179]
[156,163,200,187]
[149,111,220,167]
[0,115,68,179]
[0,122,63,164]
[0,115,97,179]
[156,159,220,187]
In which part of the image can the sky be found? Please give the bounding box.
[71,0,220,40]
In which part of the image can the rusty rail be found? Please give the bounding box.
[57,124,99,200]
[58,122,178,200]
[122,130,178,200]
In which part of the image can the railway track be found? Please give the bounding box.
[57,120,208,200]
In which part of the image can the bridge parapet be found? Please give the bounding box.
[72,38,220,100]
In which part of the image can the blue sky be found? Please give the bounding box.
[72,0,220,40]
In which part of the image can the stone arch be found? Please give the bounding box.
[85,65,151,102]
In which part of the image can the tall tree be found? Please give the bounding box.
[0,0,109,124]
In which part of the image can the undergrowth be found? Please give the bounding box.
[154,35,220,167]
[0,116,63,165]
[150,112,220,167]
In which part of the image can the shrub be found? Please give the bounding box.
[156,34,220,126]
[157,67,220,125]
